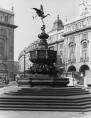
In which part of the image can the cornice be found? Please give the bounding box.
[63,26,91,37]
[0,22,18,29]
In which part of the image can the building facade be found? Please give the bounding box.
[63,15,91,75]
[0,8,17,80]
[63,0,91,76]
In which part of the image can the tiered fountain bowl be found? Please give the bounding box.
[29,25,69,87]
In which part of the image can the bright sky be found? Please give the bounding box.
[0,0,90,61]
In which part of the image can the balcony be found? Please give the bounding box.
[68,58,76,64]
[80,57,89,62]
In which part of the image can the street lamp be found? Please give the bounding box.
[24,50,26,78]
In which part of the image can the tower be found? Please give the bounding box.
[0,8,17,81]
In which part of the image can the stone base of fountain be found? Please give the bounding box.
[16,73,69,87]
[30,74,69,87]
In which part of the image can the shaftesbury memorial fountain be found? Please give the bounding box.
[1,5,91,112]
[29,5,69,87]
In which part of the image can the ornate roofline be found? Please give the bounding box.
[0,8,14,15]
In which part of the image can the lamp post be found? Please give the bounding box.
[24,50,26,78]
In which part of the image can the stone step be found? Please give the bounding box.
[0,107,89,112]
[1,97,91,103]
[12,88,87,92]
[8,87,88,91]
[0,87,91,112]
[5,88,90,96]
[1,99,91,103]
[6,92,90,96]
[0,100,91,105]
[0,103,90,108]
[0,103,91,112]
[1,94,91,104]
[15,87,87,92]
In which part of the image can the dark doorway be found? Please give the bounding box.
[79,65,89,76]
[68,65,76,72]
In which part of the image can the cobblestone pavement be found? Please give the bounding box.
[0,83,91,118]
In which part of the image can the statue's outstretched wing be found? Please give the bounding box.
[33,8,41,13]
[32,5,50,21]
[33,8,42,17]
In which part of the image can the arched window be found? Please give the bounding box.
[81,33,89,61]
[69,36,76,62]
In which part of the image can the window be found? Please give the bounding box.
[1,16,2,22]
[69,44,75,60]
[69,36,76,62]
[75,24,78,30]
[5,16,8,23]
[0,39,4,59]
[80,21,83,28]
[83,19,88,27]
[82,33,87,40]
[87,17,91,25]
[77,22,81,29]
[68,26,71,32]
[81,33,89,61]
[0,29,6,36]
[69,36,75,43]
[81,41,88,60]
[72,24,76,31]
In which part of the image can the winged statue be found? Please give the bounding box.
[32,4,50,25]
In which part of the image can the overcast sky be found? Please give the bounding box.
[0,0,90,61]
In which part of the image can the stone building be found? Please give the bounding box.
[63,16,91,76]
[14,61,19,79]
[0,8,17,80]
[63,1,91,76]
